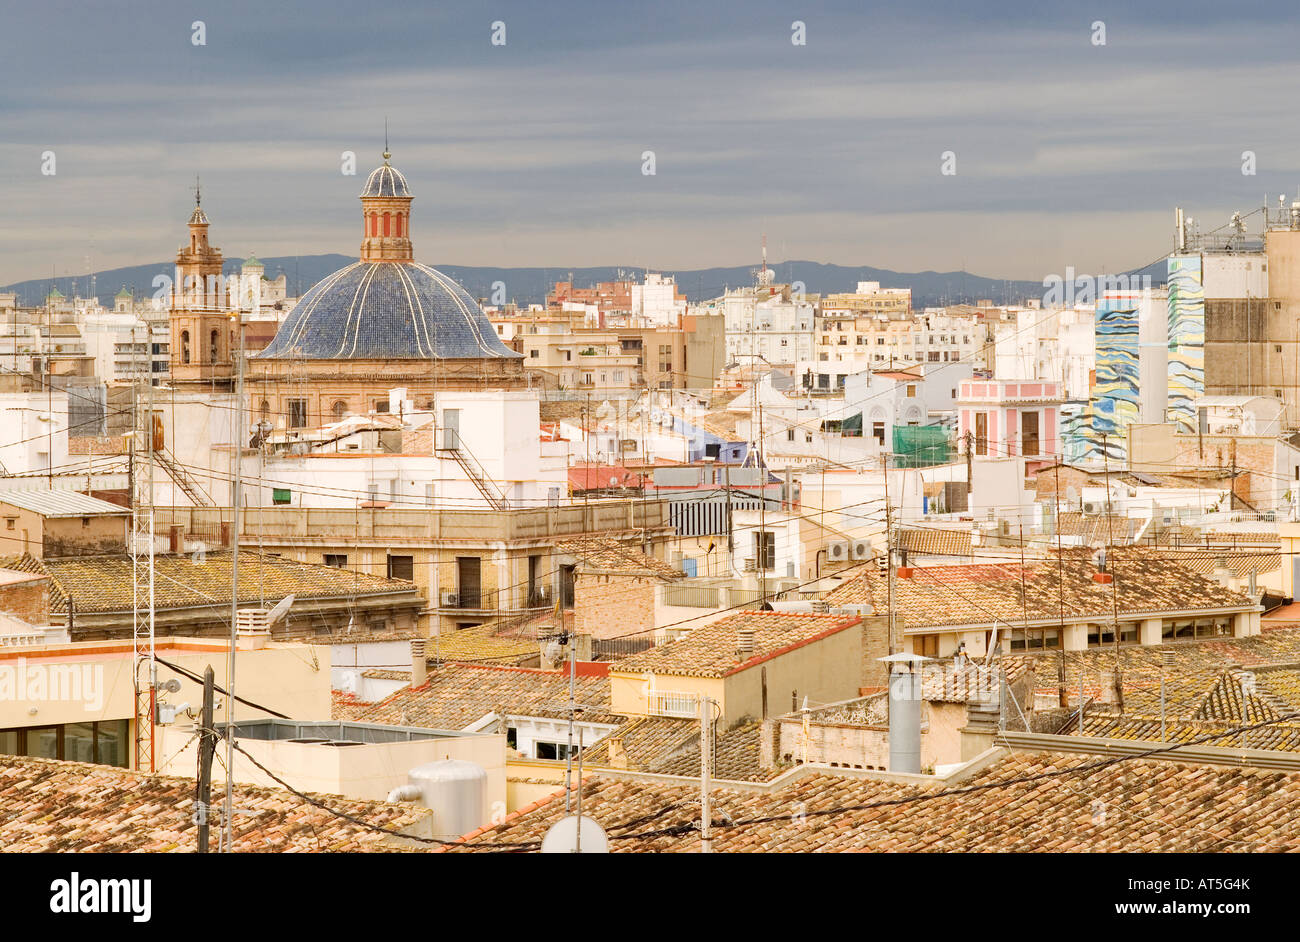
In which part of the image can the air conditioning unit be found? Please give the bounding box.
[828,540,850,562]
[1082,501,1102,515]
[851,539,872,560]
[440,592,458,607]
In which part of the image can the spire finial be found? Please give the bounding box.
[383,118,391,163]
[195,174,201,207]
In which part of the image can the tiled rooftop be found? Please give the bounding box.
[899,527,972,558]
[825,550,1254,630]
[0,551,421,615]
[554,538,682,579]
[447,751,1300,852]
[353,661,619,729]
[0,489,129,518]
[583,717,783,782]
[0,754,431,852]
[428,621,540,665]
[611,611,861,678]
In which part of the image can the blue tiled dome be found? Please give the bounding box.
[253,262,520,360]
[361,163,410,198]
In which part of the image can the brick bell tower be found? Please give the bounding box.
[170,179,233,384]
[359,147,414,263]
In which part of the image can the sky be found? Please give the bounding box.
[3,0,1300,286]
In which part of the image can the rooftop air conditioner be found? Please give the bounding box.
[440,592,458,607]
[851,539,872,560]
[1082,501,1103,515]
[828,540,850,562]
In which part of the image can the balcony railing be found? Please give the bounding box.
[647,690,700,719]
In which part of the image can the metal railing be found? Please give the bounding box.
[647,690,700,718]
[661,583,721,609]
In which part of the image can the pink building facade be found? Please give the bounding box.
[957,379,1061,461]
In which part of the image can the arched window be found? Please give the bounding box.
[259,400,270,422]
[382,213,391,237]
[331,400,348,421]
[209,329,219,364]
[396,215,404,237]
[180,330,191,364]
[370,214,378,237]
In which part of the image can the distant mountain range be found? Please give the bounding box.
[1,256,1168,310]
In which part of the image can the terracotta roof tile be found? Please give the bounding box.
[0,754,431,852]
[611,611,861,678]
[446,752,1300,852]
[354,661,619,729]
[553,538,681,579]
[0,551,420,615]
[826,549,1254,629]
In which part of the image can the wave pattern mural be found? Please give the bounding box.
[1079,300,1140,461]
[1166,255,1205,434]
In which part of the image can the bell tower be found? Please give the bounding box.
[170,179,234,384]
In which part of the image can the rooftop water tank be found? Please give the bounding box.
[408,759,488,841]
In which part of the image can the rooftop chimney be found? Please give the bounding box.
[411,638,428,688]
[235,608,271,650]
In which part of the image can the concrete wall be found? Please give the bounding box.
[721,624,863,724]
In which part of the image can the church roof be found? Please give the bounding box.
[253,261,521,360]
[362,162,410,198]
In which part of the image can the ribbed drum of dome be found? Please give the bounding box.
[359,150,414,262]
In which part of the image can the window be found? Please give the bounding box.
[272,488,291,505]
[906,385,916,398]
[209,329,220,363]
[754,531,776,571]
[1021,411,1040,457]
[288,399,308,429]
[332,400,348,421]
[387,555,415,581]
[1162,617,1232,640]
[974,413,988,455]
[872,421,885,445]
[529,349,539,358]
[180,330,191,364]
[535,741,581,761]
[0,720,127,767]
[1009,627,1061,651]
[456,556,481,607]
[915,634,940,657]
[259,400,270,423]
[324,554,348,568]
[373,399,390,413]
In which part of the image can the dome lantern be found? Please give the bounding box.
[359,149,413,262]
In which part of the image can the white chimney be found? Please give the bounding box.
[411,639,428,688]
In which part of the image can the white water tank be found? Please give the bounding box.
[407,759,488,841]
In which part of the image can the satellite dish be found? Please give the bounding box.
[541,815,609,854]
[266,594,296,625]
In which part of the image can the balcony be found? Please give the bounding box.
[647,690,700,719]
